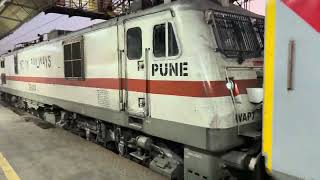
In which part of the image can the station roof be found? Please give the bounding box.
[0,0,114,41]
[0,0,52,40]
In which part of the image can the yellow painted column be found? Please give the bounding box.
[263,0,276,172]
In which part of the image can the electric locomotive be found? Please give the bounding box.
[0,0,264,179]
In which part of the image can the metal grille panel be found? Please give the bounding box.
[212,11,264,59]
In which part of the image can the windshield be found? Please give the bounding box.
[211,11,264,60]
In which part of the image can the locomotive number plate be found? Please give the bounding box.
[236,112,255,123]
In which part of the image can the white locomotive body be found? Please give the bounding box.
[0,1,264,179]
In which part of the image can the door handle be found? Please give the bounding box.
[287,40,295,91]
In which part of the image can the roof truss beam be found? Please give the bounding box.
[6,2,38,10]
[0,15,21,22]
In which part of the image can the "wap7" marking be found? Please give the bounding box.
[236,112,255,123]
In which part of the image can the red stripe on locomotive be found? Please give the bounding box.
[6,76,258,97]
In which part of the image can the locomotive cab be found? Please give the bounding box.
[170,1,265,179]
[207,5,264,136]
[162,0,264,137]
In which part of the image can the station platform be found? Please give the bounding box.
[0,102,166,180]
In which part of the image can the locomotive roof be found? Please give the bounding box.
[0,0,264,57]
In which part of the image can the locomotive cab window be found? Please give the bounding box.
[153,22,179,58]
[63,41,84,79]
[127,27,142,60]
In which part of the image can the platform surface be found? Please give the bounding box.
[0,102,167,180]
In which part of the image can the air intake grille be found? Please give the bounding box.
[212,11,264,59]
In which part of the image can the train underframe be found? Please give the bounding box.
[0,92,268,180]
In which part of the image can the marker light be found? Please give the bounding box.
[226,81,234,90]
